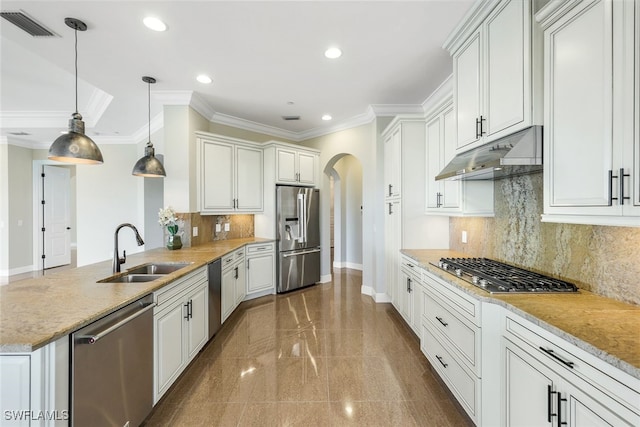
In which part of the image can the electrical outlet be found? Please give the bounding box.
[224,223,230,232]
[215,224,221,233]
[462,230,468,244]
[192,226,198,237]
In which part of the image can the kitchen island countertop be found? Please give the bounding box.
[0,238,272,353]
[402,249,640,380]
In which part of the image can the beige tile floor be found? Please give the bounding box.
[143,269,472,427]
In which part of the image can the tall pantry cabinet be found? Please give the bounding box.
[382,116,448,313]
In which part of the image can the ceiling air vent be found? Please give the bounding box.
[282,116,301,121]
[0,10,57,37]
[8,132,31,136]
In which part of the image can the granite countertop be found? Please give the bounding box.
[401,249,640,380]
[0,238,273,353]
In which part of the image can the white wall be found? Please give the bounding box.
[7,145,33,272]
[76,144,143,267]
[332,155,363,269]
[298,121,383,294]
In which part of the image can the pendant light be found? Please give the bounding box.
[48,18,103,164]
[132,76,166,177]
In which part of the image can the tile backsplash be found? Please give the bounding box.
[449,173,640,306]
[174,213,254,247]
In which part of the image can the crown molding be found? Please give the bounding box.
[422,74,453,117]
[210,112,300,141]
[369,104,424,116]
[296,107,377,141]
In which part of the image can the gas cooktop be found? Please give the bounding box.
[432,257,579,294]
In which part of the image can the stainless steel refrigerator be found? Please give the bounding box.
[276,185,321,293]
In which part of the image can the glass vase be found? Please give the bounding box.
[167,233,182,250]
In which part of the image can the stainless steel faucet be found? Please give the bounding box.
[113,223,145,273]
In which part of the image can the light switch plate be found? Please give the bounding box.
[215,224,221,233]
[224,223,230,232]
[462,230,468,244]
[193,226,198,237]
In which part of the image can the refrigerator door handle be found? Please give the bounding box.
[297,193,306,243]
[282,248,321,258]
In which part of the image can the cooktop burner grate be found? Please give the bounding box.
[433,257,579,294]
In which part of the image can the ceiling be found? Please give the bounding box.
[0,1,474,147]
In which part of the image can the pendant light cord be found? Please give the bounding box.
[148,79,151,143]
[74,25,78,115]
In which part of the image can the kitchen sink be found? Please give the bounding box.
[99,274,165,283]
[126,262,192,275]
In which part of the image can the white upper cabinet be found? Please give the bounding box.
[275,146,319,186]
[539,0,640,226]
[445,0,542,154]
[424,88,493,217]
[196,132,263,214]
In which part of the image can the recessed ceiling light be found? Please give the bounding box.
[143,17,166,32]
[324,47,342,59]
[322,114,332,121]
[196,74,212,84]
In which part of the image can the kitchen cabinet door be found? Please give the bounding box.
[201,140,235,212]
[541,0,640,225]
[297,151,317,185]
[276,147,298,184]
[235,261,246,305]
[383,127,402,199]
[384,199,401,307]
[0,355,30,427]
[185,284,208,361]
[454,30,482,152]
[235,146,263,211]
[221,266,236,323]
[247,252,275,294]
[484,0,529,138]
[155,302,185,399]
[504,339,555,426]
[426,113,443,210]
[398,268,414,327]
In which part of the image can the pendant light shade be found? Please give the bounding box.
[132,76,166,178]
[48,18,103,165]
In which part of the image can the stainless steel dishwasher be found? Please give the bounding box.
[71,294,154,427]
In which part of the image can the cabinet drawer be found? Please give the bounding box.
[221,252,236,270]
[422,269,480,326]
[505,314,640,412]
[423,291,480,375]
[234,248,245,261]
[421,323,478,423]
[400,255,421,275]
[246,242,274,254]
[154,267,207,307]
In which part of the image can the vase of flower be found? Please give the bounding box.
[159,207,183,250]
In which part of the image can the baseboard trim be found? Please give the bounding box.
[0,264,35,277]
[320,274,332,283]
[360,285,391,303]
[332,261,363,270]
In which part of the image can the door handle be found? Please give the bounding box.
[388,184,393,197]
[557,392,567,426]
[435,316,448,327]
[547,385,557,423]
[282,248,321,258]
[66,226,71,230]
[435,355,448,368]
[539,347,574,368]
[620,168,630,205]
[76,303,155,344]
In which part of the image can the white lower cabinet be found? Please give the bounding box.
[153,267,208,403]
[0,337,69,427]
[420,267,481,424]
[398,255,422,336]
[221,248,246,323]
[246,242,275,295]
[502,313,640,427]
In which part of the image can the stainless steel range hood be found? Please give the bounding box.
[436,126,543,181]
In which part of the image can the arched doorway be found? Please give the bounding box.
[325,154,363,273]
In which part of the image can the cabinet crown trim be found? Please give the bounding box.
[262,140,321,154]
[443,0,502,53]
[195,131,263,148]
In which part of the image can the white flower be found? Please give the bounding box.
[158,206,177,227]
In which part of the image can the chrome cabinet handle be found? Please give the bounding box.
[436,192,442,208]
[184,302,190,320]
[608,170,618,206]
[479,115,486,136]
[388,203,393,215]
[475,117,481,139]
[539,347,574,368]
[388,184,393,197]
